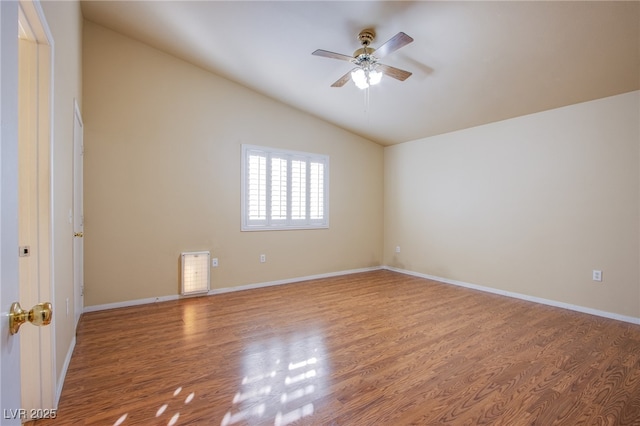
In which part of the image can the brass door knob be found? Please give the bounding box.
[74,232,83,238]
[9,302,53,335]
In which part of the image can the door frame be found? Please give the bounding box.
[18,0,55,415]
[73,100,84,328]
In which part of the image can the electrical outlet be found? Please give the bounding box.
[212,258,219,268]
[260,254,266,263]
[592,270,602,282]
[395,246,401,254]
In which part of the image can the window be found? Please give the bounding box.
[242,145,329,231]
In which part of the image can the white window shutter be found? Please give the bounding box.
[242,145,329,231]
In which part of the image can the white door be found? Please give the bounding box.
[1,1,24,423]
[73,101,84,327]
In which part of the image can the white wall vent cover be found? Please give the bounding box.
[181,251,210,296]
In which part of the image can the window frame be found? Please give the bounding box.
[241,144,330,231]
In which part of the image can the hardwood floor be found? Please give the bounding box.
[36,270,640,425]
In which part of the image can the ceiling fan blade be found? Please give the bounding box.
[312,49,354,62]
[374,32,414,58]
[331,69,354,87]
[377,64,412,81]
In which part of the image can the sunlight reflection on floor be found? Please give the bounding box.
[221,334,327,426]
[114,413,127,425]
[110,334,327,425]
[112,386,196,426]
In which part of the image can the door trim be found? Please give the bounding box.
[17,0,56,413]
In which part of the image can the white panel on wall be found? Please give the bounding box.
[181,251,210,296]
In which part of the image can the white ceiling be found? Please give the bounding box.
[81,1,640,146]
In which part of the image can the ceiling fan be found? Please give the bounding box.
[312,29,414,89]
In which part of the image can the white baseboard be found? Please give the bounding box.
[54,335,75,408]
[83,266,383,313]
[83,265,638,325]
[209,266,382,295]
[83,294,180,313]
[384,266,640,325]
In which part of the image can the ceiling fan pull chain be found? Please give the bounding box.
[364,86,370,116]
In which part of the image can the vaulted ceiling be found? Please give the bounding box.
[81,1,640,146]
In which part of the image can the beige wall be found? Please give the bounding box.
[82,18,638,320]
[385,91,640,318]
[40,0,83,394]
[82,21,384,306]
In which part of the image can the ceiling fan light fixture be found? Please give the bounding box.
[351,68,369,89]
[351,67,383,90]
[369,69,382,86]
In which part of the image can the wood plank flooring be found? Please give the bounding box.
[35,270,640,425]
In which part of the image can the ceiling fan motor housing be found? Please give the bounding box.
[353,47,377,59]
[358,29,376,47]
[354,29,377,66]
